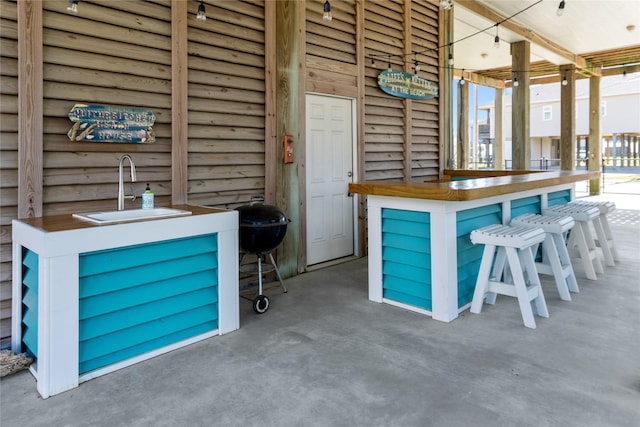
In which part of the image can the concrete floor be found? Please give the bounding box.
[1,197,639,427]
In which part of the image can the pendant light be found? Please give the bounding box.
[323,1,332,22]
[196,1,206,21]
[67,0,78,14]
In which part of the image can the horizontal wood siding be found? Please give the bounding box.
[41,0,173,216]
[381,208,431,310]
[187,0,267,208]
[410,0,439,180]
[456,204,502,307]
[364,0,405,180]
[511,195,542,218]
[78,233,218,374]
[364,0,439,181]
[305,0,357,97]
[547,189,571,206]
[0,0,18,348]
[21,248,38,358]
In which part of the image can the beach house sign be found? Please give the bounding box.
[67,104,156,144]
[377,70,438,100]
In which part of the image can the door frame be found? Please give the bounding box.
[302,92,360,271]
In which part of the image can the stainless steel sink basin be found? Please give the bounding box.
[73,208,192,224]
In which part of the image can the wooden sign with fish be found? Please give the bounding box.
[67,104,156,144]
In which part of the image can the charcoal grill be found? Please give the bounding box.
[236,197,288,313]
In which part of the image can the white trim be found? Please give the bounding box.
[382,299,433,317]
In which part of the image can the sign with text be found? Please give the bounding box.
[67,104,156,144]
[377,70,438,100]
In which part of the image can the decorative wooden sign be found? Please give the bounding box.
[377,70,438,100]
[67,104,156,143]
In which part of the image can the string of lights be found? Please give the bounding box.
[365,0,578,79]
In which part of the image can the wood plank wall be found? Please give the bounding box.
[0,0,19,347]
[42,0,173,216]
[363,0,440,181]
[186,0,267,207]
[0,0,441,348]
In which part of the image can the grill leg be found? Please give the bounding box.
[268,253,287,293]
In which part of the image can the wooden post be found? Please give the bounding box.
[403,0,412,181]
[511,41,530,170]
[439,7,454,173]
[494,88,504,170]
[588,75,602,194]
[17,0,43,218]
[355,0,366,256]
[276,0,302,276]
[264,1,277,204]
[560,64,576,171]
[457,80,469,169]
[171,0,188,204]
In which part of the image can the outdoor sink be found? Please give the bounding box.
[73,208,192,224]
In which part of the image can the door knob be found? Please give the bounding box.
[347,171,352,177]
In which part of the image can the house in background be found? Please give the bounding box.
[474,73,640,169]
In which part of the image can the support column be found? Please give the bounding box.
[276,0,302,276]
[457,80,469,169]
[494,88,504,169]
[511,41,530,170]
[588,75,602,194]
[560,64,576,170]
[17,0,43,218]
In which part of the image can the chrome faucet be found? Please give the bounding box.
[117,154,137,211]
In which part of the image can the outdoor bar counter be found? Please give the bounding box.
[349,170,599,323]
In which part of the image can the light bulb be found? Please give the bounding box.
[513,77,519,87]
[562,76,568,86]
[448,53,454,66]
[556,0,565,17]
[623,70,627,79]
[197,1,206,21]
[415,61,421,73]
[440,0,453,10]
[460,72,465,85]
[323,1,332,22]
[493,25,500,49]
[67,0,78,14]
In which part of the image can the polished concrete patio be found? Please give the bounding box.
[1,194,639,427]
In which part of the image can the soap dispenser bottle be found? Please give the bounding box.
[142,183,154,209]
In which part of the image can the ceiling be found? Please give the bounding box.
[451,0,640,86]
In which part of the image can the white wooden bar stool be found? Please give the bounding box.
[570,200,618,266]
[470,224,548,329]
[543,204,603,280]
[510,213,579,301]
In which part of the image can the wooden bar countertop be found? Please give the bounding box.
[14,204,231,233]
[348,170,600,202]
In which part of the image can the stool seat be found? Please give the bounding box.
[470,224,548,329]
[543,203,603,280]
[511,213,574,235]
[470,224,545,248]
[570,200,618,265]
[543,204,599,222]
[511,214,579,301]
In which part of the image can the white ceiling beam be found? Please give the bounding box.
[456,0,601,76]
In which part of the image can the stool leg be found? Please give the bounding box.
[569,222,598,280]
[268,253,287,293]
[600,215,619,261]
[542,235,572,301]
[485,247,507,305]
[583,221,605,274]
[592,216,615,267]
[521,247,549,319]
[506,247,537,329]
[552,233,579,293]
[471,244,496,314]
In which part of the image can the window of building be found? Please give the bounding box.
[543,105,552,121]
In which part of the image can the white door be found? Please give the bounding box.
[306,94,354,265]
